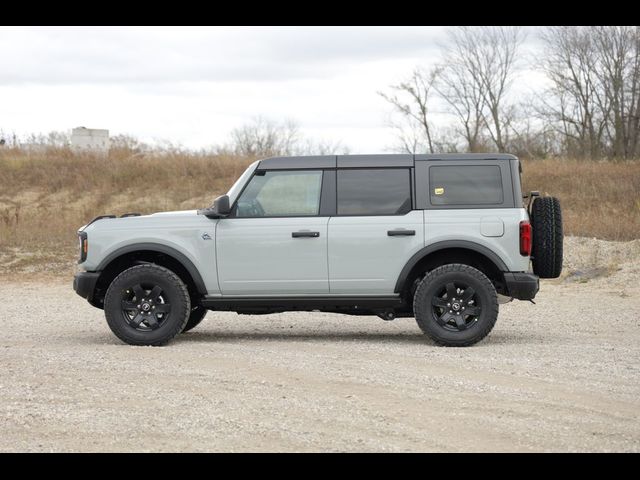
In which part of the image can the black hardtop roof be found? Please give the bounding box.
[257,153,518,169]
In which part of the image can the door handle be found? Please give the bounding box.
[292,231,320,238]
[387,229,415,236]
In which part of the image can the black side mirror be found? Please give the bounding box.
[213,194,231,215]
[197,194,231,219]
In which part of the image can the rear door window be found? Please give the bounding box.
[429,165,503,206]
[337,169,412,216]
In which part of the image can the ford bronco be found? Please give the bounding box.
[73,153,563,346]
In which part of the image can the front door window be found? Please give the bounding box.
[236,170,323,217]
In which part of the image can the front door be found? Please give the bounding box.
[216,169,329,295]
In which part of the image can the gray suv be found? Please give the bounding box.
[73,154,563,347]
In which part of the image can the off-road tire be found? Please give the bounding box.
[413,264,499,347]
[531,196,563,279]
[182,305,207,333]
[104,264,190,346]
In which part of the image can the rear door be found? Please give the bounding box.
[328,167,425,295]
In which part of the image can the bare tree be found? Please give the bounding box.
[437,26,524,152]
[387,121,426,154]
[378,67,440,153]
[592,26,640,158]
[539,26,606,158]
[380,27,523,154]
[538,26,640,159]
[230,116,301,157]
[227,116,349,157]
[296,137,350,155]
[433,47,485,152]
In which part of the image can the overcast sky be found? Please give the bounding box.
[0,26,545,152]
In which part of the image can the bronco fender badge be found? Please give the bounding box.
[201,232,212,240]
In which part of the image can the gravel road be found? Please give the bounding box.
[1,237,639,452]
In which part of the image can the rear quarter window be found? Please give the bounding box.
[429,165,503,206]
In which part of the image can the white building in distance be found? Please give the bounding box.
[71,127,109,153]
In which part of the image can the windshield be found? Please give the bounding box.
[226,160,259,206]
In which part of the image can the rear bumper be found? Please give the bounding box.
[73,272,100,302]
[503,272,539,300]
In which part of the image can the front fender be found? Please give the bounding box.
[95,242,208,295]
[80,214,219,295]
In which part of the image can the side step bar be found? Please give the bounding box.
[201,296,405,311]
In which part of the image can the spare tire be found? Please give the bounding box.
[531,196,563,278]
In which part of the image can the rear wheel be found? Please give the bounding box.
[104,264,190,346]
[531,196,563,279]
[413,264,498,347]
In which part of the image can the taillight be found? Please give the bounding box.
[78,232,88,263]
[520,220,532,256]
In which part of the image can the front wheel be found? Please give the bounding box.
[104,264,191,346]
[182,305,207,333]
[413,264,498,347]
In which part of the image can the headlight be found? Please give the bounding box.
[78,231,88,263]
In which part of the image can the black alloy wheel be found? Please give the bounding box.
[104,264,190,346]
[413,264,499,347]
[430,281,482,332]
[120,283,172,331]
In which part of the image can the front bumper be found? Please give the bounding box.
[73,272,100,303]
[503,272,539,300]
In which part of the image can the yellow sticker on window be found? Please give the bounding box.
[434,187,445,195]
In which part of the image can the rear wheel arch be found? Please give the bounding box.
[395,241,507,299]
[91,244,207,308]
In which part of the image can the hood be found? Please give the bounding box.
[79,209,201,232]
[149,209,199,217]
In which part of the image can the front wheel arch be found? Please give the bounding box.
[91,245,207,308]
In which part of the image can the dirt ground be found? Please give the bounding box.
[1,237,639,452]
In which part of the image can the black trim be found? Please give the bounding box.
[387,229,415,236]
[82,214,116,229]
[414,153,517,161]
[410,166,416,210]
[120,212,141,218]
[510,158,524,209]
[73,272,100,302]
[95,243,208,295]
[394,240,509,293]
[257,155,337,170]
[319,169,336,216]
[77,231,88,263]
[201,296,404,310]
[255,153,517,170]
[503,272,539,300]
[291,231,320,238]
[337,154,413,168]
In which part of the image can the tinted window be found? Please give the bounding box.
[337,169,411,216]
[430,165,503,205]
[236,170,323,217]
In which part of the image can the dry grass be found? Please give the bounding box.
[0,147,255,272]
[1,148,639,273]
[521,158,640,241]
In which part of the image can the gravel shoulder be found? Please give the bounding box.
[1,237,639,452]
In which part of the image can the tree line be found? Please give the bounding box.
[381,26,640,160]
